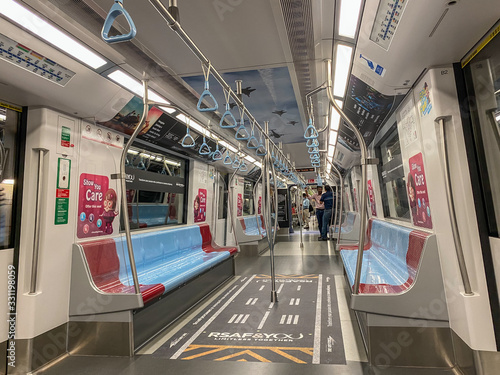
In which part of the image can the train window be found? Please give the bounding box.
[243,180,255,216]
[122,146,187,230]
[464,32,500,237]
[0,103,22,250]
[375,124,411,221]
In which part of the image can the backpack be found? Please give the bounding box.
[308,202,314,213]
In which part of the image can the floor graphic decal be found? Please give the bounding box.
[153,274,346,365]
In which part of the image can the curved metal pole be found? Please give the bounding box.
[437,118,473,295]
[329,161,344,247]
[264,122,278,302]
[118,80,149,296]
[212,170,218,239]
[326,59,368,295]
[305,84,330,134]
[253,171,263,237]
[331,178,338,240]
[297,188,304,249]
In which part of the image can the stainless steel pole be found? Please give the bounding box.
[29,148,48,294]
[265,122,278,302]
[228,169,240,249]
[437,118,473,295]
[326,59,368,295]
[253,171,263,237]
[118,80,150,296]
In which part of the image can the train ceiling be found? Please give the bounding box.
[1,0,499,178]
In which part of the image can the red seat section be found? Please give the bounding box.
[81,239,165,304]
[198,223,238,255]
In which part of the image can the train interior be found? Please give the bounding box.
[1,0,500,374]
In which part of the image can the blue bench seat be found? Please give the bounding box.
[340,219,429,294]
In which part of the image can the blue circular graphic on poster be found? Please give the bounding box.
[89,213,94,223]
[418,198,421,208]
[96,219,102,228]
[427,206,431,217]
[80,212,86,222]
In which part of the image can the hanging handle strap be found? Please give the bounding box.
[306,138,319,148]
[199,135,211,155]
[212,141,223,161]
[304,119,319,139]
[220,90,238,128]
[223,150,233,165]
[239,160,248,172]
[102,0,137,44]
[232,154,241,169]
[308,147,320,154]
[181,120,196,148]
[256,131,267,156]
[247,121,259,149]
[197,62,218,112]
[235,106,250,140]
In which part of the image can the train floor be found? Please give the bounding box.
[36,224,461,375]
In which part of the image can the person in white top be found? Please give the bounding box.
[302,193,310,229]
[310,186,324,239]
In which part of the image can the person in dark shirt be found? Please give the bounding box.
[319,185,334,240]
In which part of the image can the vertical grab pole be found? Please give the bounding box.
[265,121,278,303]
[212,170,218,239]
[296,188,304,249]
[253,171,263,237]
[331,178,338,240]
[437,118,474,295]
[228,169,240,249]
[29,148,48,294]
[117,80,150,296]
[329,162,344,248]
[326,59,368,295]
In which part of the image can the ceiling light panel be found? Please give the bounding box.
[108,70,170,105]
[330,100,343,131]
[333,44,353,98]
[338,0,363,39]
[1,0,107,69]
[329,130,338,145]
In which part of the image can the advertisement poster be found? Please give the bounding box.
[367,180,377,216]
[237,193,243,217]
[408,153,433,229]
[400,97,419,147]
[258,196,262,214]
[418,82,432,117]
[77,173,118,238]
[194,188,207,223]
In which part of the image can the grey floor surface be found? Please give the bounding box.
[35,227,463,375]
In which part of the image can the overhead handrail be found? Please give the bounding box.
[247,121,259,149]
[325,59,368,295]
[102,0,137,44]
[181,117,196,148]
[436,117,474,295]
[199,134,211,155]
[147,0,306,187]
[212,141,223,161]
[220,90,238,128]
[235,107,250,140]
[223,150,233,165]
[197,62,218,112]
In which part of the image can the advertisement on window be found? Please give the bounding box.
[408,153,433,229]
[237,193,243,217]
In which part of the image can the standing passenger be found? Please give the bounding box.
[302,193,310,230]
[320,185,334,241]
[311,186,324,240]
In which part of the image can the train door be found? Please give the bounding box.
[462,25,500,351]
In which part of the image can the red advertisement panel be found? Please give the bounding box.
[77,174,118,238]
[237,193,243,217]
[408,153,433,229]
[194,188,207,223]
[258,196,262,214]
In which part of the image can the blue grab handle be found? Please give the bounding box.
[235,124,250,140]
[306,138,319,147]
[102,0,137,44]
[223,152,233,165]
[220,104,238,128]
[197,81,218,112]
[212,149,223,161]
[308,147,320,154]
[232,156,240,169]
[199,136,211,155]
[256,143,267,156]
[181,129,196,148]
[239,161,248,172]
[304,122,319,139]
